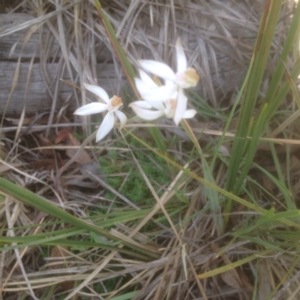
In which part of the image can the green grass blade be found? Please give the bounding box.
[94,0,167,154]
[181,120,223,235]
[148,127,167,155]
[234,104,269,192]
[265,57,300,119]
[226,1,300,196]
[253,163,296,210]
[198,249,271,279]
[0,177,159,259]
[268,136,296,210]
[93,0,137,94]
[210,56,253,171]
[110,291,139,300]
[262,2,300,119]
[225,1,283,193]
[232,1,300,193]
[123,128,300,230]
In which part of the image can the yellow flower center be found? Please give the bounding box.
[111,95,123,107]
[107,95,123,112]
[184,68,200,87]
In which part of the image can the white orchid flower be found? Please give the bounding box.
[135,70,176,103]
[164,90,197,125]
[138,38,199,90]
[74,83,127,142]
[130,89,196,125]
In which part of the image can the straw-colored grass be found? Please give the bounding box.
[0,0,299,299]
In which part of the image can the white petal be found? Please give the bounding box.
[84,83,110,103]
[130,103,164,121]
[96,112,115,142]
[114,110,127,128]
[74,103,107,115]
[176,38,187,74]
[173,90,187,125]
[176,75,190,89]
[135,76,170,103]
[130,99,164,111]
[146,100,165,110]
[138,60,176,82]
[141,84,176,102]
[135,78,153,98]
[165,80,175,86]
[129,100,153,109]
[139,70,157,87]
[183,109,197,119]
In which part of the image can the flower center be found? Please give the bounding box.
[108,96,123,111]
[185,68,200,86]
[176,68,200,88]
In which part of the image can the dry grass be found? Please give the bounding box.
[0,0,299,299]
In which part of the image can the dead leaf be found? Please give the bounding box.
[238,268,253,292]
[34,210,48,223]
[262,174,275,193]
[55,129,92,164]
[290,155,300,172]
[257,262,271,300]
[54,129,74,145]
[5,116,34,125]
[5,112,50,126]
[211,242,253,293]
[31,158,62,170]
[0,162,26,174]
[67,148,91,164]
[50,246,74,291]
[220,270,241,289]
[37,134,55,157]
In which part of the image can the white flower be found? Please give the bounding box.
[164,90,197,125]
[130,89,196,125]
[135,70,176,103]
[74,83,127,142]
[138,38,199,90]
[131,68,196,125]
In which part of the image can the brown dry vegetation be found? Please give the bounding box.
[0,0,299,300]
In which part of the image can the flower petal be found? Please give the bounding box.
[84,83,110,103]
[138,60,176,82]
[139,70,157,87]
[114,110,127,128]
[130,99,164,111]
[135,78,153,98]
[130,103,164,121]
[173,90,187,125]
[183,109,197,119]
[74,102,107,115]
[129,100,153,109]
[165,80,175,87]
[96,112,115,142]
[141,84,176,103]
[176,38,188,74]
[146,99,165,110]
